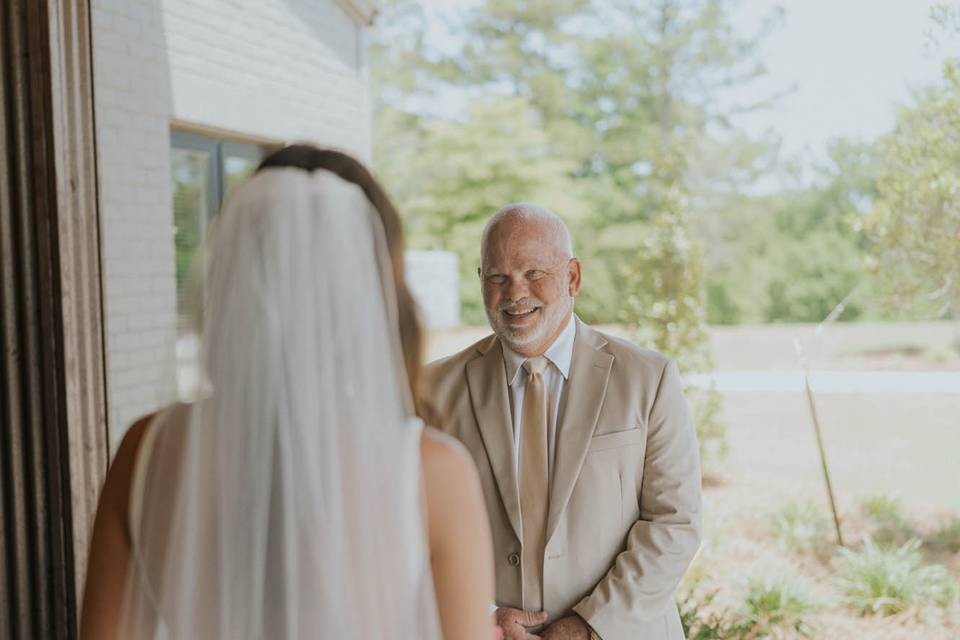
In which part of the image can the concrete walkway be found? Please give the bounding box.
[688,370,960,393]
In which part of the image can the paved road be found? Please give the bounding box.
[688,370,960,393]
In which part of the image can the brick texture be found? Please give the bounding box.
[92,0,370,447]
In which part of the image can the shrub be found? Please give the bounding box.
[835,537,959,616]
[688,386,728,470]
[620,205,728,472]
[678,586,739,640]
[924,517,960,555]
[680,575,819,639]
[772,500,832,554]
[738,575,816,637]
[861,494,916,547]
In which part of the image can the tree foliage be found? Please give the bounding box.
[704,139,879,324]
[862,59,960,319]
[375,98,589,321]
[371,0,788,465]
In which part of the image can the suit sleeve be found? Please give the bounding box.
[572,359,702,639]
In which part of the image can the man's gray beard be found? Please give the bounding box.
[488,296,573,354]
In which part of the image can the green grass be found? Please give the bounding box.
[923,517,960,554]
[679,574,817,639]
[738,575,816,637]
[771,500,833,558]
[678,587,740,640]
[835,537,959,616]
[861,494,917,547]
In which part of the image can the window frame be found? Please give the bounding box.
[169,129,273,323]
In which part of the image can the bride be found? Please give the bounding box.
[80,145,496,639]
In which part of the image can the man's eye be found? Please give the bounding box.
[488,275,507,285]
[527,270,545,280]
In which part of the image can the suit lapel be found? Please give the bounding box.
[466,338,523,541]
[546,320,613,543]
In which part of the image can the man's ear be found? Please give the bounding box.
[567,258,582,297]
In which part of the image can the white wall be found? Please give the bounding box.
[92,0,178,444]
[163,0,371,157]
[92,0,372,445]
[406,250,461,329]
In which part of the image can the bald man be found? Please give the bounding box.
[422,204,702,640]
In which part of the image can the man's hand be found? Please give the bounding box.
[495,607,549,640]
[541,615,591,640]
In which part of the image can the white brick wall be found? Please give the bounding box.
[92,0,371,447]
[93,0,177,446]
[406,251,461,329]
[164,0,370,157]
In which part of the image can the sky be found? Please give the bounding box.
[422,0,955,171]
[732,0,952,164]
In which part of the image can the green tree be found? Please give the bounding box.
[580,0,778,463]
[763,231,865,323]
[863,59,960,322]
[376,98,588,322]
[704,139,880,324]
[372,0,782,466]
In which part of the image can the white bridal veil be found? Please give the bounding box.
[120,167,441,639]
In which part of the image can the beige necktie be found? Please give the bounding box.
[520,356,549,611]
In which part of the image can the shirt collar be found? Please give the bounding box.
[502,313,577,387]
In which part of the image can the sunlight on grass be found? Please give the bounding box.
[771,500,832,558]
[680,574,818,639]
[861,494,917,547]
[739,575,817,637]
[924,517,960,555]
[835,537,959,616]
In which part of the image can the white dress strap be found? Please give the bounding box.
[408,416,424,438]
[128,409,165,547]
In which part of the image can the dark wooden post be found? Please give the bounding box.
[0,1,108,638]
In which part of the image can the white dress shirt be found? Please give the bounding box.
[501,314,577,476]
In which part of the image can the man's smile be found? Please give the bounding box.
[502,307,541,325]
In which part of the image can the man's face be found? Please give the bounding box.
[480,218,582,357]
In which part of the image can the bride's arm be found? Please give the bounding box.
[79,415,152,640]
[421,428,497,640]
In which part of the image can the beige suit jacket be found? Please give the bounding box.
[423,319,702,640]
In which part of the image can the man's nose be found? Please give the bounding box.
[506,278,530,302]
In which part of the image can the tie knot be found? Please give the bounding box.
[523,356,549,377]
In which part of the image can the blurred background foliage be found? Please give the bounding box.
[371,0,960,463]
[372,0,958,327]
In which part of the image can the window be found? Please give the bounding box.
[170,131,271,326]
[171,131,272,396]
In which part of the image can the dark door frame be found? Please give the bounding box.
[1,1,108,637]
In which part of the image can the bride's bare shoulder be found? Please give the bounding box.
[105,403,188,503]
[419,426,482,504]
[421,425,466,454]
[111,413,157,478]
[92,410,158,535]
[110,403,186,473]
[417,430,495,638]
[420,426,472,476]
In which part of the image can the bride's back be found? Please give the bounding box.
[121,164,439,638]
[124,402,434,638]
[81,148,495,640]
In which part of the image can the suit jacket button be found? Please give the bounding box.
[508,552,520,566]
